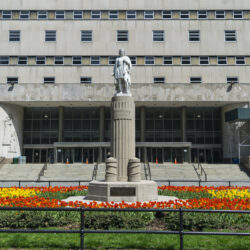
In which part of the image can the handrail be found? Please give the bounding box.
[92,160,100,180]
[197,163,207,182]
[143,161,151,180]
[0,179,249,188]
[0,207,249,250]
[37,162,47,182]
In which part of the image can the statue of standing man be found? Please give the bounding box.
[113,49,132,96]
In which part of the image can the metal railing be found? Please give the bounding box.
[198,163,207,181]
[92,160,101,181]
[0,179,249,188]
[193,163,207,182]
[0,207,249,250]
[143,162,151,180]
[37,162,47,182]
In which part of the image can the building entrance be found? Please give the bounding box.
[136,147,188,163]
[23,148,54,163]
[191,148,222,163]
[56,147,99,164]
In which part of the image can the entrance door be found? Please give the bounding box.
[74,148,82,162]
[34,149,40,163]
[163,148,171,162]
[41,149,47,163]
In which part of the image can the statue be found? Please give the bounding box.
[113,49,132,96]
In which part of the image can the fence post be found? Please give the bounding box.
[199,180,201,187]
[80,207,85,250]
[168,180,170,186]
[179,208,184,250]
[49,181,51,187]
[229,181,231,187]
[19,181,21,188]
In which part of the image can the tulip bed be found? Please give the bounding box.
[0,185,249,210]
[0,186,248,230]
[0,185,249,249]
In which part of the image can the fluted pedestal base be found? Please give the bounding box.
[87,180,158,202]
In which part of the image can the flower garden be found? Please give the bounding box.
[0,185,249,249]
[0,185,249,210]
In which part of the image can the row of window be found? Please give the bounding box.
[0,56,247,66]
[7,30,238,42]
[0,10,247,20]
[4,76,240,85]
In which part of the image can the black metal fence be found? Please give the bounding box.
[0,207,249,250]
[0,179,249,187]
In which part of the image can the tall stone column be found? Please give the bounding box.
[111,96,135,181]
[99,107,105,162]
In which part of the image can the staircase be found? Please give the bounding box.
[40,163,106,181]
[0,164,44,180]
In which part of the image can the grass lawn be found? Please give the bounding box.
[0,230,249,249]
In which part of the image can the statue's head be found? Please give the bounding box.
[119,49,125,56]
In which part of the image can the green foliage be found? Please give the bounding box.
[163,212,250,231]
[37,190,88,199]
[84,211,154,230]
[158,190,213,199]
[0,211,79,229]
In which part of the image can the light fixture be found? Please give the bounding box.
[44,114,49,119]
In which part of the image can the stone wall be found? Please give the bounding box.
[0,104,24,159]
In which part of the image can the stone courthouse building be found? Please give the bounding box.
[0,0,250,164]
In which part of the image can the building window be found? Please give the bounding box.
[54,56,64,65]
[91,10,101,19]
[81,30,92,42]
[74,11,83,19]
[180,11,189,19]
[217,56,227,65]
[225,30,237,42]
[45,30,56,42]
[23,107,59,145]
[236,56,245,65]
[144,11,154,19]
[162,11,172,19]
[126,11,136,19]
[55,11,65,19]
[117,30,128,42]
[215,11,225,19]
[186,107,221,145]
[20,11,29,19]
[109,11,118,19]
[72,56,82,65]
[18,56,27,65]
[190,77,202,84]
[154,77,165,84]
[145,56,155,65]
[200,56,209,65]
[7,77,18,84]
[130,56,136,65]
[91,56,100,65]
[0,56,9,65]
[108,56,117,65]
[153,30,164,42]
[227,77,238,84]
[2,11,12,19]
[181,56,191,65]
[44,77,55,84]
[36,56,46,65]
[38,11,47,19]
[9,30,20,42]
[189,30,200,42]
[198,10,207,19]
[233,11,243,19]
[163,56,173,65]
[80,77,92,84]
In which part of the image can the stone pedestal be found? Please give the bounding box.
[111,96,135,181]
[87,180,158,202]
